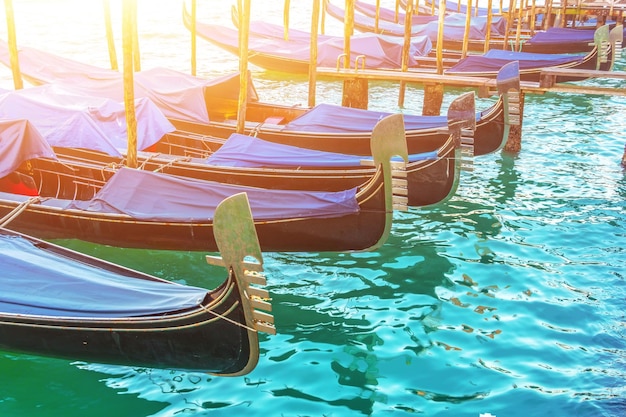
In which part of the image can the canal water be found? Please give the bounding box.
[0,1,624,416]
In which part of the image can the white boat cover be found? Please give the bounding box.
[0,41,259,124]
[0,84,174,157]
[0,118,56,178]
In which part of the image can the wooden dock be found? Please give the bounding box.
[315,67,626,98]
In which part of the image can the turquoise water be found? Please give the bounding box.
[0,1,625,416]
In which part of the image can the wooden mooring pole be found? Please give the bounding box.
[398,0,414,107]
[3,0,23,90]
[236,0,251,134]
[341,0,368,109]
[122,0,138,169]
[308,0,320,107]
[103,0,118,71]
[422,0,446,115]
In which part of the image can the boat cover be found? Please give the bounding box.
[0,41,259,123]
[325,0,507,39]
[354,0,440,25]
[68,167,359,221]
[525,27,597,45]
[197,21,431,69]
[207,133,366,167]
[0,119,57,178]
[283,103,448,132]
[420,0,508,15]
[446,49,585,73]
[206,133,437,167]
[0,234,208,318]
[0,85,174,157]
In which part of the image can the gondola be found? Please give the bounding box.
[0,116,403,253]
[354,0,441,25]
[0,192,275,375]
[398,0,508,16]
[0,39,514,158]
[326,0,621,72]
[323,0,510,52]
[521,25,626,54]
[0,84,475,208]
[185,4,432,74]
[444,24,621,81]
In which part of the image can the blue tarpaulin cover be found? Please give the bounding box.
[68,167,359,221]
[207,133,438,167]
[526,27,597,44]
[354,0,440,25]
[196,20,432,69]
[325,0,507,39]
[446,49,585,73]
[207,133,366,167]
[419,0,508,15]
[0,234,208,318]
[284,103,448,133]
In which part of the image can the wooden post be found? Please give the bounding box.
[283,0,290,40]
[237,0,251,134]
[321,0,326,34]
[484,0,493,53]
[503,91,524,153]
[529,0,536,35]
[514,0,523,51]
[3,0,22,90]
[435,0,446,75]
[122,0,137,169]
[395,0,400,23]
[559,0,567,27]
[190,0,197,75]
[544,0,553,30]
[103,0,118,71]
[375,0,380,32]
[341,0,368,109]
[423,83,444,116]
[622,144,626,168]
[342,77,368,109]
[308,0,320,107]
[503,0,516,50]
[343,0,353,68]
[462,0,472,58]
[575,0,583,27]
[399,0,414,107]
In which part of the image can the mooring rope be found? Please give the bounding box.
[0,197,41,227]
